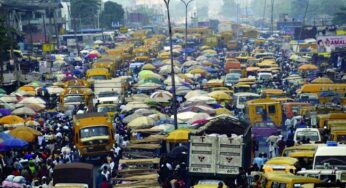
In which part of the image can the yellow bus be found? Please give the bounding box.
[246,98,282,127]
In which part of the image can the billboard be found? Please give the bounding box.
[317,35,346,52]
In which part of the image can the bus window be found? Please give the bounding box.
[269,105,276,114]
[256,106,265,114]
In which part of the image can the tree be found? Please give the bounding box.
[0,16,20,83]
[333,6,346,25]
[100,1,124,29]
[70,0,100,29]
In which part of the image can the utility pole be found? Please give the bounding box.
[299,0,309,41]
[67,4,80,56]
[270,0,274,35]
[262,0,267,29]
[163,0,178,130]
[43,11,47,43]
[53,4,60,49]
[180,0,193,61]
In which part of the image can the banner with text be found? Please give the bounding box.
[317,35,346,52]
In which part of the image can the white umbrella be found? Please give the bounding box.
[121,102,149,112]
[187,113,210,124]
[185,90,208,99]
[164,76,185,85]
[94,40,103,45]
[47,86,64,95]
[175,111,197,123]
[159,65,181,75]
[12,107,36,116]
[186,95,217,104]
[0,95,18,103]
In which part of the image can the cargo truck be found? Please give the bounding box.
[188,115,251,186]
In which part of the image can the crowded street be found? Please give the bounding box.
[0,0,346,187]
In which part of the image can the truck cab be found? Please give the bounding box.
[73,113,114,158]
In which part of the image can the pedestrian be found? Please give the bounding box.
[235,167,248,188]
[276,136,286,156]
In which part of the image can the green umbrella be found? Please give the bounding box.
[139,77,161,84]
[0,88,6,95]
[138,70,154,78]
[28,81,45,87]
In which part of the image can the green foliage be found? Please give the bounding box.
[0,17,19,59]
[70,0,100,29]
[100,1,124,29]
[333,6,346,25]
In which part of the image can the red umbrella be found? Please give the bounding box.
[62,76,77,82]
[86,53,99,59]
[191,119,209,126]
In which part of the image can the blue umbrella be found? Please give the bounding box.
[0,108,11,117]
[0,133,28,151]
[73,69,82,75]
[205,67,218,73]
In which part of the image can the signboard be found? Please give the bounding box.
[67,39,76,46]
[336,30,346,35]
[42,43,55,52]
[189,136,217,174]
[317,35,346,53]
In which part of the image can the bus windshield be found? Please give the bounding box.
[80,126,109,139]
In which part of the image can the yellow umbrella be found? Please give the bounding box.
[215,108,233,115]
[142,64,156,70]
[189,68,207,75]
[298,64,318,71]
[0,115,25,125]
[167,129,191,143]
[9,126,41,142]
[200,45,211,50]
[18,85,36,95]
[25,120,40,127]
[127,116,155,129]
[311,77,333,84]
[202,49,217,54]
[162,59,179,65]
[208,91,232,101]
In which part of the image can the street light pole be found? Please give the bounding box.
[180,0,193,61]
[163,0,178,130]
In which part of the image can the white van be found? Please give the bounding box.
[313,143,346,170]
[257,72,273,82]
[294,128,321,144]
[233,92,260,110]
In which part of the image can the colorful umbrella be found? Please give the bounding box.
[9,126,41,143]
[0,115,25,125]
[150,90,173,102]
[208,91,232,101]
